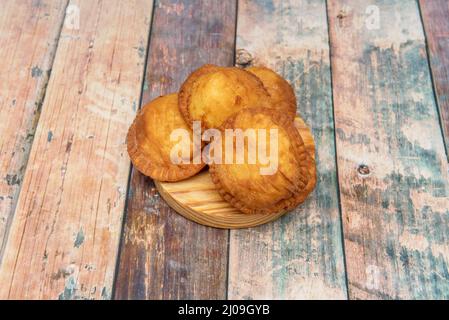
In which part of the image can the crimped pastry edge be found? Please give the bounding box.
[126,107,205,182]
[209,107,315,215]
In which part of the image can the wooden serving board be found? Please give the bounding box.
[155,117,315,229]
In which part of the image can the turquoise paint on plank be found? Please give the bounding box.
[74,229,84,248]
[229,0,347,299]
[330,0,449,299]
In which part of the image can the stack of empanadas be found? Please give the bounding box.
[127,64,316,215]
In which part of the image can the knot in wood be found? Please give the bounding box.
[337,10,347,20]
[235,49,253,67]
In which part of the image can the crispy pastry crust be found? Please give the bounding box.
[209,107,316,215]
[127,94,205,182]
[178,64,271,129]
[247,66,297,120]
[178,64,219,128]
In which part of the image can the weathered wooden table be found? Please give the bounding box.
[0,0,448,300]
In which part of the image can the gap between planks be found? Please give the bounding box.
[418,0,449,161]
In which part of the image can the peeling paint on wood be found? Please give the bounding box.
[0,0,154,299]
[114,0,237,300]
[47,130,53,142]
[0,0,69,264]
[31,66,43,78]
[328,0,449,299]
[73,229,84,248]
[228,0,347,299]
[1,0,448,301]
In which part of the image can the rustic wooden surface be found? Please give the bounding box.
[0,0,448,300]
[419,0,449,157]
[328,0,449,299]
[155,117,315,229]
[114,0,236,299]
[228,0,347,299]
[0,0,68,264]
[0,0,153,299]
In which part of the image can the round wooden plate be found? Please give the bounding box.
[154,117,315,229]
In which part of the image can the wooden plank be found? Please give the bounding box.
[0,0,154,299]
[0,0,68,263]
[419,0,449,157]
[328,0,449,299]
[114,0,236,299]
[228,0,347,299]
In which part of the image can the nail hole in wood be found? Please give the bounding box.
[357,164,370,176]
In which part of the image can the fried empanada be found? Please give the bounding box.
[127,93,205,181]
[179,64,271,129]
[247,66,297,120]
[209,107,316,215]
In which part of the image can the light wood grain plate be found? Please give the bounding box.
[155,117,315,229]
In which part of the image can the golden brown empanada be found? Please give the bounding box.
[127,93,205,181]
[179,64,271,129]
[209,107,316,215]
[247,66,297,120]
